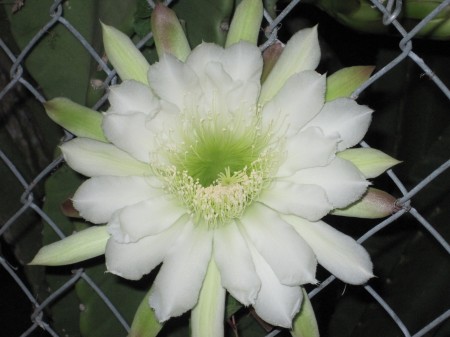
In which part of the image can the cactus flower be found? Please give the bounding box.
[30,2,400,334]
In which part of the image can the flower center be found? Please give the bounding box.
[155,114,278,227]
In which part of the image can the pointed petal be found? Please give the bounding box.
[148,53,199,112]
[291,288,320,337]
[102,112,156,163]
[29,226,108,266]
[326,66,375,101]
[259,26,320,105]
[108,80,159,116]
[108,196,187,243]
[286,157,369,208]
[285,216,373,284]
[129,288,163,337]
[262,71,325,136]
[259,181,332,221]
[250,243,303,328]
[241,203,317,286]
[102,23,150,84]
[337,148,401,178]
[305,98,373,151]
[61,138,150,177]
[225,0,263,47]
[277,127,338,177]
[73,176,162,224]
[44,98,107,142]
[150,223,213,321]
[105,217,186,280]
[213,222,260,305]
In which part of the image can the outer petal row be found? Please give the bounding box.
[284,215,373,285]
[150,221,213,321]
[305,98,373,151]
[73,175,162,224]
[285,157,369,209]
[61,138,150,177]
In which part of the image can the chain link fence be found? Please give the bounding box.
[1,0,449,336]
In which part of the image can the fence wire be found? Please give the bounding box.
[0,0,449,336]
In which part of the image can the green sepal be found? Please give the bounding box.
[44,97,108,142]
[29,226,109,266]
[291,288,319,337]
[225,0,263,47]
[102,23,150,84]
[326,65,375,101]
[151,3,191,62]
[191,259,226,337]
[331,187,397,219]
[128,288,163,337]
[338,147,401,178]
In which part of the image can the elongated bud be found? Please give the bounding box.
[338,148,401,178]
[29,226,109,266]
[326,66,375,101]
[332,188,397,219]
[44,98,107,142]
[151,3,191,61]
[225,0,263,47]
[102,23,150,84]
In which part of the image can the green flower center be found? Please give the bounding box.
[156,114,278,227]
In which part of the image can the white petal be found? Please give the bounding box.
[221,42,263,84]
[277,127,339,177]
[213,222,260,306]
[105,217,186,280]
[102,112,156,163]
[73,176,162,224]
[108,80,159,116]
[249,243,302,328]
[258,181,332,221]
[186,42,224,80]
[240,203,317,286]
[262,71,326,136]
[61,138,150,177]
[286,157,369,208]
[150,222,213,321]
[148,53,199,112]
[284,216,373,284]
[107,196,187,243]
[305,98,373,151]
[259,26,320,105]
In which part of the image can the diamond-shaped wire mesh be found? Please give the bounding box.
[1,0,449,336]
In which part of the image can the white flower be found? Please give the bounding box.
[54,26,375,328]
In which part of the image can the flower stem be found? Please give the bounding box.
[191,258,226,337]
